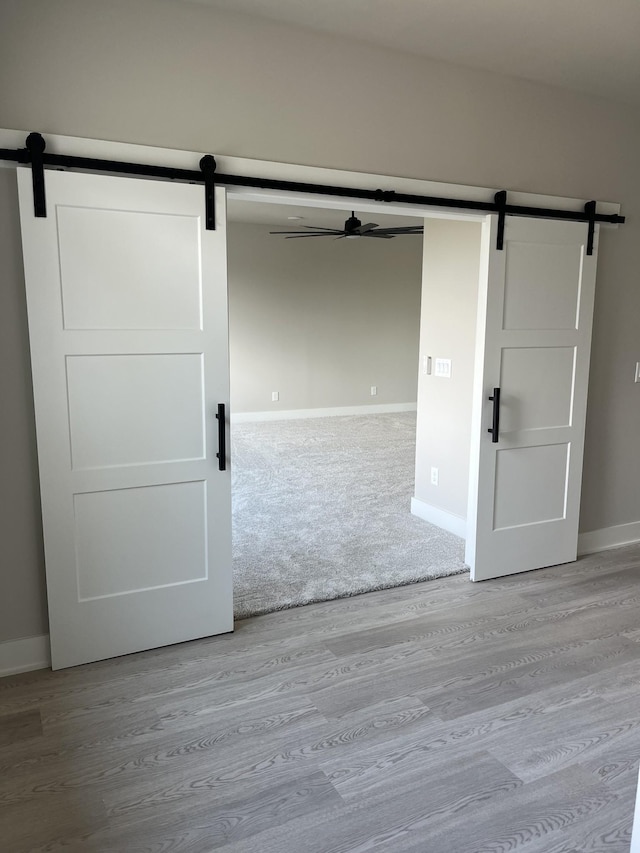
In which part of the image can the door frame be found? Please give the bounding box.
[223,189,483,509]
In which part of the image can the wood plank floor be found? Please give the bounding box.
[2,544,640,852]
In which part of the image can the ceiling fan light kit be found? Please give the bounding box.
[269,211,425,240]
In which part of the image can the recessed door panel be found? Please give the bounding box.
[493,444,569,530]
[57,206,203,330]
[499,347,575,432]
[502,241,582,330]
[67,353,206,470]
[74,481,207,600]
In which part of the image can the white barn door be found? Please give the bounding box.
[466,215,598,581]
[18,168,233,669]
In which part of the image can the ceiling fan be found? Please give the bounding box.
[270,211,424,240]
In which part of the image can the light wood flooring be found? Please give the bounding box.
[2,544,640,852]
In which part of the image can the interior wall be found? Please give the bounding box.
[413,220,482,523]
[1,0,640,643]
[0,168,48,642]
[227,221,422,413]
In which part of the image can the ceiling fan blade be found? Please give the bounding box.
[283,233,338,238]
[301,225,346,232]
[365,232,395,238]
[369,226,424,235]
[356,223,379,233]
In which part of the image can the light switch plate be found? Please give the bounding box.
[435,358,452,378]
[635,362,640,383]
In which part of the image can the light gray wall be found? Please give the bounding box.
[414,220,482,520]
[227,222,422,412]
[0,168,48,641]
[1,0,639,642]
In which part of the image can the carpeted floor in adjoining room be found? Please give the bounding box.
[231,411,467,618]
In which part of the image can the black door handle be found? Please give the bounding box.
[215,403,226,471]
[488,387,500,443]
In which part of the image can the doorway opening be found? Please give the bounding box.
[226,195,481,618]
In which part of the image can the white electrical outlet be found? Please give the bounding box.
[271,391,279,402]
[430,467,439,486]
[370,385,377,396]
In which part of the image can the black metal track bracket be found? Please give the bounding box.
[25,132,47,218]
[584,200,597,256]
[199,155,217,230]
[494,190,507,250]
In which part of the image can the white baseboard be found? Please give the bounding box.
[578,521,640,556]
[232,402,417,424]
[411,497,466,539]
[0,634,50,678]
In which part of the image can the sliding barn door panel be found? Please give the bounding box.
[466,215,598,581]
[18,168,232,669]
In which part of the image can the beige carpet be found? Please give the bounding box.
[231,411,467,618]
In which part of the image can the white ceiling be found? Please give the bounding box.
[185,0,640,106]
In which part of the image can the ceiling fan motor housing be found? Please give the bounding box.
[345,213,361,232]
